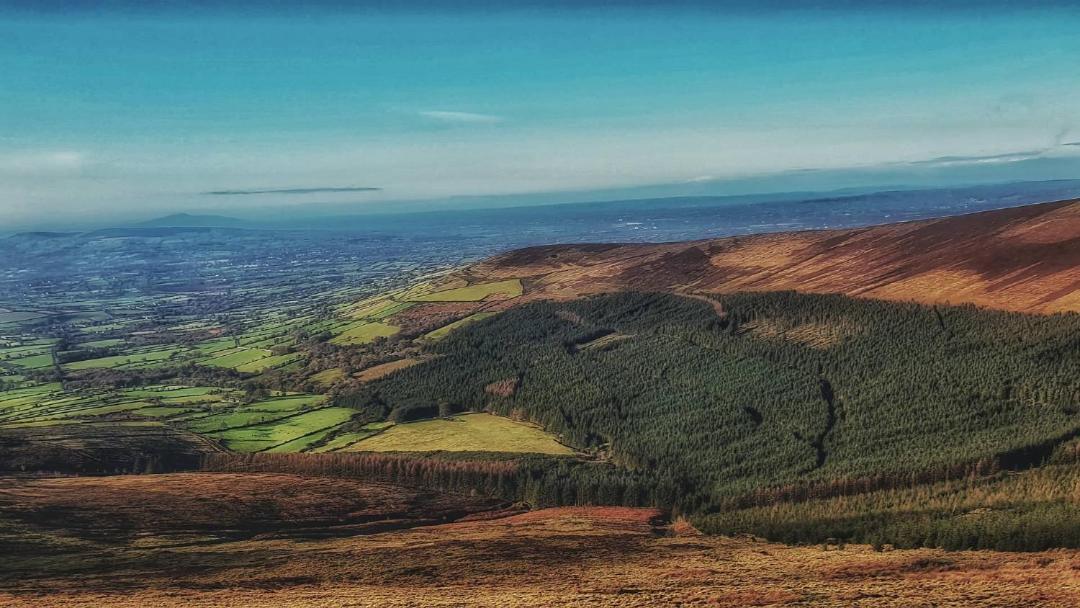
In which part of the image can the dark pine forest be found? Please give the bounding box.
[325,291,1080,549]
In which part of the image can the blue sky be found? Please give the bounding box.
[2,2,1080,226]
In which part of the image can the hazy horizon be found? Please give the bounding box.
[3,1,1080,227]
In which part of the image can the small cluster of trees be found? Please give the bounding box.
[200,450,675,511]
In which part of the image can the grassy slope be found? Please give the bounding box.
[408,279,523,302]
[210,407,355,452]
[423,312,496,340]
[349,413,573,455]
[469,199,1080,314]
[330,321,400,345]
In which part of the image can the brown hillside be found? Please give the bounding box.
[4,475,1079,607]
[472,199,1080,314]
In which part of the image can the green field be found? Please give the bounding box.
[64,347,183,370]
[209,407,356,452]
[5,352,53,369]
[310,423,393,452]
[57,401,153,418]
[197,344,300,372]
[184,395,326,433]
[241,395,326,411]
[347,299,415,321]
[0,385,238,428]
[74,338,125,349]
[0,311,47,324]
[134,406,194,418]
[310,368,345,387]
[423,312,497,340]
[407,279,522,302]
[348,413,573,455]
[330,321,400,345]
[201,347,271,369]
[194,337,240,355]
[0,343,53,359]
[264,427,338,452]
[186,410,294,433]
[234,352,301,373]
[123,386,222,399]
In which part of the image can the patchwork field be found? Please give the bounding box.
[346,299,415,320]
[207,406,355,452]
[0,385,232,428]
[3,352,54,370]
[0,386,356,468]
[330,321,400,345]
[0,311,48,324]
[63,347,183,371]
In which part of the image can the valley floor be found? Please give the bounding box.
[2,473,1079,607]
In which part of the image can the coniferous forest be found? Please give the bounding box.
[328,291,1080,549]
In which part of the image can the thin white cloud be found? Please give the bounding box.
[905,150,1046,168]
[0,150,88,175]
[418,110,504,124]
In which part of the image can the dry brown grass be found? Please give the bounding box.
[354,358,421,382]
[744,318,861,349]
[484,377,519,398]
[471,199,1080,314]
[2,474,1079,607]
[0,473,505,540]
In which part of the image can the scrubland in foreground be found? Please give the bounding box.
[1,473,1079,608]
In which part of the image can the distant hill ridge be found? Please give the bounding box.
[7,231,80,239]
[471,199,1080,314]
[138,213,248,228]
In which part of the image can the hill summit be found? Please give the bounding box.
[470,199,1080,314]
[138,213,247,228]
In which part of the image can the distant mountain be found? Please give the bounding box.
[138,213,248,228]
[7,231,80,239]
[471,198,1080,314]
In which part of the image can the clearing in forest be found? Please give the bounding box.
[354,359,421,382]
[347,413,573,455]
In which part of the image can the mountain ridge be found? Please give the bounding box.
[137,212,248,228]
[470,199,1080,314]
